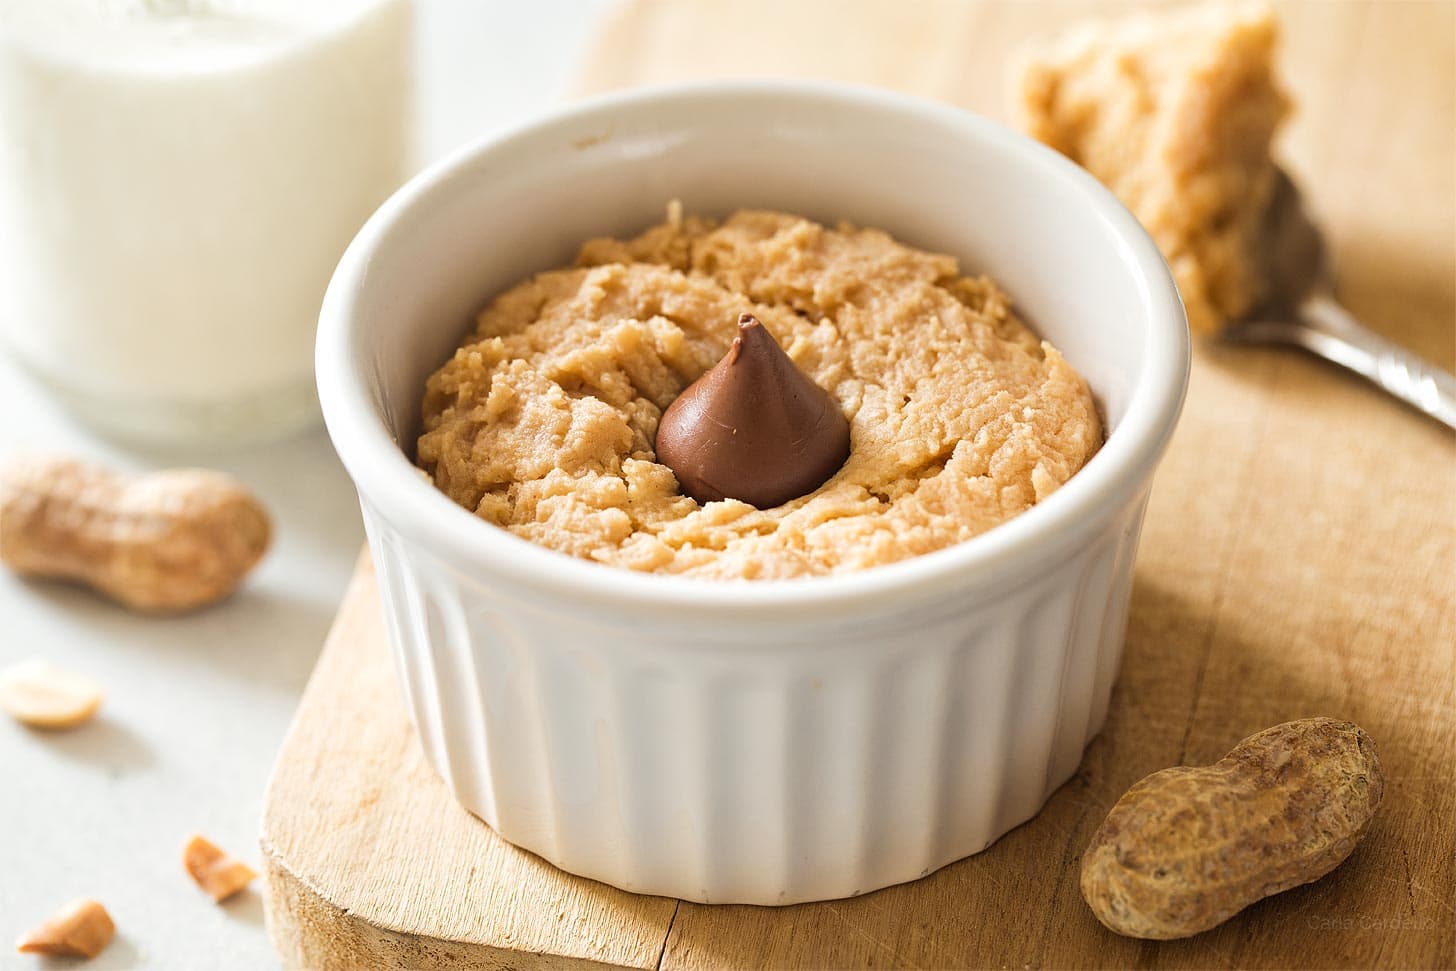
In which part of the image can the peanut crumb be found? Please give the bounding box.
[183,834,257,902]
[15,898,115,959]
[0,658,103,729]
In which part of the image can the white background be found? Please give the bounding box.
[0,2,612,967]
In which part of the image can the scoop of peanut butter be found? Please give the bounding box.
[655,313,851,508]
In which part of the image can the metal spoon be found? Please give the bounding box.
[1221,170,1456,429]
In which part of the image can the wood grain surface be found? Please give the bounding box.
[262,2,1456,968]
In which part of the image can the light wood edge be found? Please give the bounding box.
[262,836,637,971]
[257,554,652,970]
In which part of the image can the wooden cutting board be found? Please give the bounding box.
[261,2,1456,968]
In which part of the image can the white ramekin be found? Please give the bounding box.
[316,81,1188,905]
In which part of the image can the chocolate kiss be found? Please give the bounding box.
[655,313,850,508]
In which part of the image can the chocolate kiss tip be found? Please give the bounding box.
[655,313,851,509]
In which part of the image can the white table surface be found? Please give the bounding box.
[0,3,610,967]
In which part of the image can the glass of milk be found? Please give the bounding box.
[0,0,412,446]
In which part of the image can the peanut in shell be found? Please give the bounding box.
[1081,717,1384,939]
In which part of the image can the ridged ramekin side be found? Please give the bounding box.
[313,82,1191,909]
[361,492,1150,905]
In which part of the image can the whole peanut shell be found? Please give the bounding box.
[1081,717,1383,939]
[0,456,270,612]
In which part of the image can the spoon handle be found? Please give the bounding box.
[1284,290,1456,430]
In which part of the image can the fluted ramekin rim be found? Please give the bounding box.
[317,79,1189,621]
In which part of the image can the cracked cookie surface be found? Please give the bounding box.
[417,209,1101,580]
